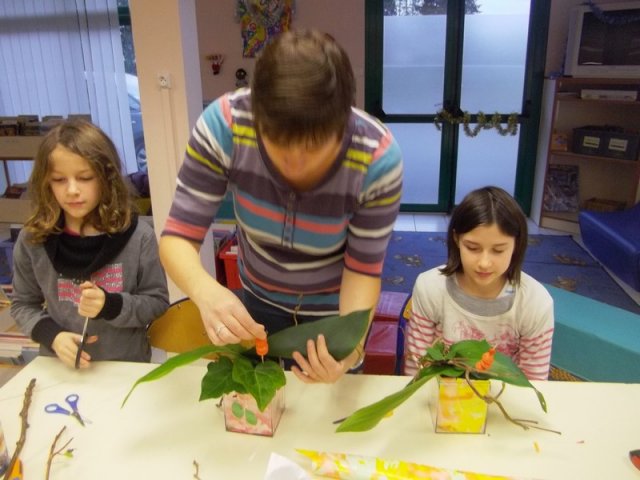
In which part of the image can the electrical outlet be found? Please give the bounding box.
[157,73,171,89]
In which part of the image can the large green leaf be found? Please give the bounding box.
[232,357,286,411]
[200,357,246,401]
[336,368,444,433]
[121,344,245,407]
[266,309,370,360]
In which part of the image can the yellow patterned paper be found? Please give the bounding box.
[435,377,490,433]
[296,449,533,480]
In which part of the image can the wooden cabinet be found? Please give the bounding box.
[0,136,43,223]
[536,77,640,234]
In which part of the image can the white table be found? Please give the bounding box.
[0,357,638,479]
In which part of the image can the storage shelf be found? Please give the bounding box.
[0,136,43,160]
[550,151,639,165]
[539,77,640,233]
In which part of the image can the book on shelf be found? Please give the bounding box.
[0,332,38,365]
[543,164,579,213]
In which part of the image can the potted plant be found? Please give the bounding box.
[122,309,370,436]
[335,339,560,435]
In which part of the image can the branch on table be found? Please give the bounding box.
[3,377,36,480]
[45,426,74,480]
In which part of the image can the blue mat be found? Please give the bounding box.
[382,232,640,315]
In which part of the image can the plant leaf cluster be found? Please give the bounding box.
[336,339,547,433]
[122,309,370,412]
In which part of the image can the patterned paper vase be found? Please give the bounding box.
[431,376,490,433]
[222,388,285,436]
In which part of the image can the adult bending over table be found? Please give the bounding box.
[159,29,403,384]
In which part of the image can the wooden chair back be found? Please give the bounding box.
[147,298,211,353]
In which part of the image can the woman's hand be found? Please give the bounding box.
[291,334,350,384]
[195,282,266,346]
[78,281,105,318]
[51,332,98,369]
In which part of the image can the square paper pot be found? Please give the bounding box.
[222,388,284,436]
[430,377,490,433]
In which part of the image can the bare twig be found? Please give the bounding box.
[464,370,561,435]
[193,459,202,480]
[45,426,74,480]
[3,378,36,480]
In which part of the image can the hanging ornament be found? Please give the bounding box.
[434,109,520,137]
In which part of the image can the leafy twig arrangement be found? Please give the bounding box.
[122,310,370,411]
[45,426,74,480]
[336,339,560,434]
[3,378,36,480]
[434,109,519,137]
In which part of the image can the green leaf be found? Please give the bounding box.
[337,372,437,433]
[449,339,491,359]
[266,309,370,360]
[481,352,547,412]
[232,357,286,411]
[200,357,246,401]
[426,343,445,361]
[121,344,245,407]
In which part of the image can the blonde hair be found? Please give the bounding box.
[25,119,134,243]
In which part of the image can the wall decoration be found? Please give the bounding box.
[236,0,295,58]
[206,54,225,75]
[235,68,249,89]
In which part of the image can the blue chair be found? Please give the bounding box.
[578,202,640,292]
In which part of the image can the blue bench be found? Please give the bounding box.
[547,284,640,382]
[579,202,640,292]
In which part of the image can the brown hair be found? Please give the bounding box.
[25,119,134,243]
[251,29,355,147]
[440,186,529,285]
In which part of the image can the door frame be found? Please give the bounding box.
[364,0,550,215]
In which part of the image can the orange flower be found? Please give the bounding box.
[255,337,269,357]
[475,347,496,371]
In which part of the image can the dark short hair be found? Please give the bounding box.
[440,186,528,284]
[25,119,134,243]
[251,29,355,146]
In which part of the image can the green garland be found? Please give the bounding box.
[434,109,519,137]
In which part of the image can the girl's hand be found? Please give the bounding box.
[51,332,98,369]
[291,334,348,384]
[78,281,105,318]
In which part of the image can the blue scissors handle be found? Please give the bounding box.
[44,393,87,426]
[44,403,71,415]
[65,393,80,412]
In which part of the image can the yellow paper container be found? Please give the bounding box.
[222,388,284,436]
[431,376,490,433]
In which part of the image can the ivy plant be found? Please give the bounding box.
[122,309,370,412]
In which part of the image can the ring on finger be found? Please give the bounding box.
[215,325,226,336]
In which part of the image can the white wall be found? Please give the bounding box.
[196,0,365,107]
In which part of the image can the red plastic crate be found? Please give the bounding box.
[363,322,398,375]
[373,291,409,324]
[217,237,241,290]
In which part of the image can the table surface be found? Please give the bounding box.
[0,357,638,479]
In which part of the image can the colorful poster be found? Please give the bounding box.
[236,0,295,58]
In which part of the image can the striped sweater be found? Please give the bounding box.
[404,267,554,380]
[163,89,403,315]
